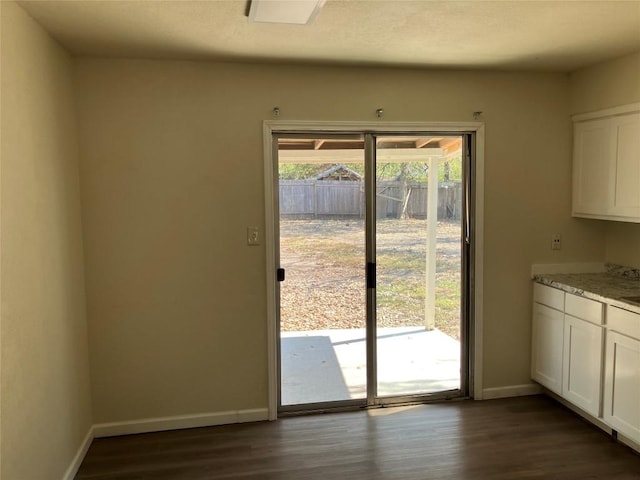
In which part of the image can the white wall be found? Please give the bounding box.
[570,52,640,268]
[1,2,93,478]
[74,58,605,424]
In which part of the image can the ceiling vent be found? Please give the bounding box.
[248,0,326,25]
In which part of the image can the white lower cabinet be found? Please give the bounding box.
[603,307,640,444]
[532,302,564,395]
[603,332,640,443]
[562,315,603,417]
[533,282,640,451]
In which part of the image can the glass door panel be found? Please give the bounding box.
[277,135,367,408]
[375,136,463,398]
[275,131,469,412]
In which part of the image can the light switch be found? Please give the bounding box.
[247,226,260,246]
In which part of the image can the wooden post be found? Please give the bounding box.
[313,181,317,218]
[400,187,412,219]
[425,157,438,331]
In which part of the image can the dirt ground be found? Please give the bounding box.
[279,218,462,340]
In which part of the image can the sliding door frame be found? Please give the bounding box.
[263,121,485,420]
[273,132,367,414]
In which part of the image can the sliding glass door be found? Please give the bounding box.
[277,135,367,407]
[374,135,463,399]
[275,131,471,412]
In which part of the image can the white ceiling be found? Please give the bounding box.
[17,0,640,72]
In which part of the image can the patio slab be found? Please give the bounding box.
[281,327,460,405]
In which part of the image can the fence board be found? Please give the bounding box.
[280,180,461,220]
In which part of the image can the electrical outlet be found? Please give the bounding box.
[551,233,561,250]
[247,226,260,246]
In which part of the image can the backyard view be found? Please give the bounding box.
[278,136,463,405]
[279,218,461,340]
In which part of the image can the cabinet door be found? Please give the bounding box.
[532,303,564,394]
[609,113,640,218]
[573,118,611,216]
[604,331,640,444]
[562,315,603,417]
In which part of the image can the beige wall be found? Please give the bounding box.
[605,222,640,269]
[1,2,92,479]
[570,52,640,268]
[570,52,640,114]
[0,0,633,471]
[74,58,605,423]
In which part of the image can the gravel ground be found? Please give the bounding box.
[279,218,462,339]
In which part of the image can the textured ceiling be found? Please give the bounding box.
[17,0,640,72]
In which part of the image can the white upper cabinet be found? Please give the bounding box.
[572,104,640,222]
[609,113,640,218]
[573,118,611,216]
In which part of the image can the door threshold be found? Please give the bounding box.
[278,393,470,418]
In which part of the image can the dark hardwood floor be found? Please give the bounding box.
[75,395,640,479]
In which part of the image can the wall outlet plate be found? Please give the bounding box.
[247,226,260,246]
[551,233,561,250]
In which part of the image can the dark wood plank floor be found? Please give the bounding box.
[75,395,640,479]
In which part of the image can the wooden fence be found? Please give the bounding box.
[280,180,462,220]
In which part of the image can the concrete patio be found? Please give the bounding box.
[281,326,460,405]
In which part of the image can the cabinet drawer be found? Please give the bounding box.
[533,283,564,311]
[608,306,640,340]
[565,293,603,325]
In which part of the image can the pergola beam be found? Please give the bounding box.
[415,137,441,148]
[278,148,448,164]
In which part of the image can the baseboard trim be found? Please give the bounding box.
[62,426,94,480]
[93,408,270,438]
[482,384,542,400]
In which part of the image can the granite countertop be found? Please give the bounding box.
[533,267,640,315]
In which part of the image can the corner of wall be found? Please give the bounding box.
[1,2,94,478]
